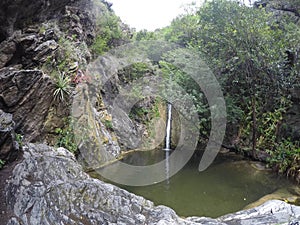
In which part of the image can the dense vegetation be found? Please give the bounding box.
[166,0,300,179]
[55,0,299,180]
[123,0,300,179]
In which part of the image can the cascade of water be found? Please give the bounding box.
[164,103,172,151]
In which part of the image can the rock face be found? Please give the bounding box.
[0,1,95,70]
[0,0,95,42]
[0,0,98,146]
[0,110,19,162]
[0,68,54,142]
[5,143,300,225]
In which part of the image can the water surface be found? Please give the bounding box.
[95,150,296,218]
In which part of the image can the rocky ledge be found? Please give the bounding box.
[2,143,300,225]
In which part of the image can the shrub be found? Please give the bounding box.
[267,139,300,177]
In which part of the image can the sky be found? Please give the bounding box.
[108,0,203,31]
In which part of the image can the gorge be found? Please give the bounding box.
[0,0,300,224]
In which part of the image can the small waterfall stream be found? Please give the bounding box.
[164,103,172,151]
[164,102,172,184]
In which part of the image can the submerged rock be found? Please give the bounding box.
[244,188,300,209]
[4,143,300,225]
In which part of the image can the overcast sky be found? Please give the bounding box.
[108,0,204,31]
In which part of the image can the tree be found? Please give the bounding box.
[158,0,299,157]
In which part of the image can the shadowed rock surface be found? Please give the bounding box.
[0,110,19,162]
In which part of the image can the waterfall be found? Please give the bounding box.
[164,103,172,184]
[164,103,172,151]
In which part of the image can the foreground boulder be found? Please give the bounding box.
[4,143,300,225]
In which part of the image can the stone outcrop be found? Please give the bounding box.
[0,110,19,162]
[0,2,95,70]
[4,143,300,225]
[0,0,101,146]
[0,68,54,142]
[0,0,96,41]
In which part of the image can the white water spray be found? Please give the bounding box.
[164,103,172,151]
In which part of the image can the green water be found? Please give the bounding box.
[95,150,297,218]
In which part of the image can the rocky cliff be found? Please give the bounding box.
[0,0,97,146]
[0,0,299,224]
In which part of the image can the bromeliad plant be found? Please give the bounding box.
[53,72,71,103]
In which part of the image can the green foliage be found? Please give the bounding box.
[0,159,5,169]
[91,35,109,55]
[42,34,81,89]
[91,9,124,55]
[55,118,77,154]
[159,58,210,140]
[129,97,161,127]
[239,96,291,150]
[53,72,71,102]
[57,37,74,72]
[225,96,244,124]
[164,0,298,152]
[103,119,113,131]
[267,139,300,177]
[152,98,161,118]
[162,14,199,46]
[133,29,158,41]
[15,133,23,148]
[122,0,299,177]
[118,62,154,83]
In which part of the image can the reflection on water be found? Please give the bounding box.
[93,149,297,218]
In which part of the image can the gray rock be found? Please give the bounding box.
[218,199,300,225]
[5,144,184,225]
[5,143,300,225]
[32,40,58,63]
[0,39,16,68]
[0,68,54,142]
[111,107,142,149]
[0,110,19,162]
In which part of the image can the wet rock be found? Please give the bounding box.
[250,161,269,171]
[72,84,121,168]
[0,68,54,141]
